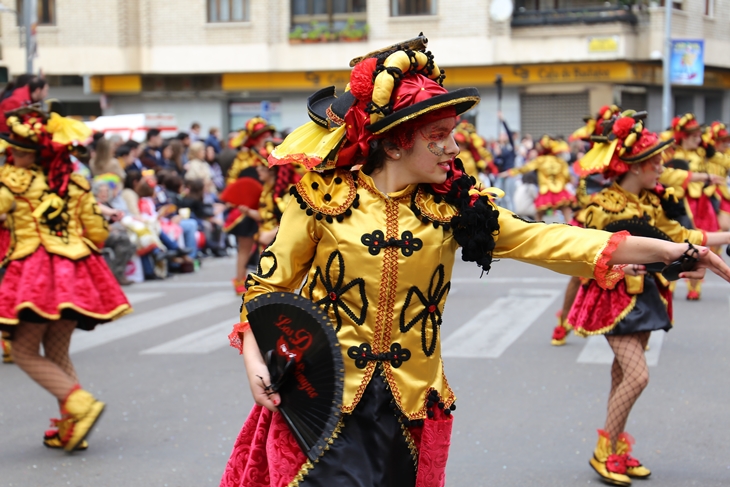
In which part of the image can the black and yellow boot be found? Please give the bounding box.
[551,313,572,346]
[616,432,651,479]
[1,332,13,364]
[43,425,88,451]
[589,429,631,486]
[58,387,105,452]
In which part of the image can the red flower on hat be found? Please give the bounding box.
[350,58,377,103]
[612,118,635,140]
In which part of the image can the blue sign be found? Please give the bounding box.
[260,100,271,120]
[670,39,704,86]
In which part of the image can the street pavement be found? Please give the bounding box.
[1,253,730,486]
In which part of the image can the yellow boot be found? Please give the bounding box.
[1,334,13,364]
[686,280,701,301]
[551,313,572,346]
[589,429,632,486]
[58,387,105,452]
[616,432,651,479]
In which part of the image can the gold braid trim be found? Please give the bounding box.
[0,301,132,325]
[294,171,357,217]
[371,96,481,135]
[286,418,344,487]
[399,417,419,470]
[571,295,638,337]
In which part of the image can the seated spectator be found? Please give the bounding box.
[178,179,227,257]
[205,127,222,154]
[92,179,135,285]
[140,128,164,168]
[90,137,125,179]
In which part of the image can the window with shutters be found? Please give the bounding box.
[16,0,55,26]
[391,0,436,16]
[520,92,589,139]
[208,0,250,23]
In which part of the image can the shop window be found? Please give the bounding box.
[16,0,55,26]
[208,0,250,22]
[705,0,714,16]
[391,0,436,16]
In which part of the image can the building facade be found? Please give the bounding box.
[1,0,729,138]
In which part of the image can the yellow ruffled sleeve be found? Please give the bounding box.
[493,209,625,289]
[78,191,109,248]
[240,196,321,322]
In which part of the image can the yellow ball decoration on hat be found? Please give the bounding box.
[624,132,637,148]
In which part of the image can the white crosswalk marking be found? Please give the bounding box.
[70,292,239,355]
[441,288,561,358]
[139,317,239,355]
[576,330,665,366]
[124,292,165,306]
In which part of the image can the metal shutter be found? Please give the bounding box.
[621,92,647,113]
[520,92,589,139]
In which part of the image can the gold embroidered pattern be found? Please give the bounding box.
[592,189,628,214]
[2,166,34,194]
[294,171,357,216]
[413,187,459,223]
[286,418,344,486]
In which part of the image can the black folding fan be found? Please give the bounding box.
[245,292,344,462]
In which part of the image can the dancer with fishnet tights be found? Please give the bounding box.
[0,105,130,452]
[567,115,730,485]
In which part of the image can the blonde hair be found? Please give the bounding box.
[188,141,205,161]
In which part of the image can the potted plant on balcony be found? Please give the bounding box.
[338,18,368,42]
[289,26,304,44]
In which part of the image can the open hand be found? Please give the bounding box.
[679,246,730,281]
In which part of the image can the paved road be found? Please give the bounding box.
[1,254,729,486]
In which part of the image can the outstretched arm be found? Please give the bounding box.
[608,235,730,282]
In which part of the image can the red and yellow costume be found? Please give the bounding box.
[508,135,575,212]
[567,112,700,485]
[453,120,496,181]
[222,38,627,487]
[0,111,130,330]
[703,122,730,216]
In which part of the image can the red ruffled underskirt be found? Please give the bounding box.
[0,227,10,261]
[687,194,719,232]
[220,404,453,487]
[567,277,672,336]
[534,189,574,211]
[0,246,130,328]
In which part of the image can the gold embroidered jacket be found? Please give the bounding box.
[226,149,264,185]
[508,155,571,195]
[658,167,690,199]
[0,166,108,261]
[674,147,714,199]
[707,151,730,200]
[577,182,705,293]
[241,169,621,420]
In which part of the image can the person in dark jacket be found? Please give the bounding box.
[493,111,517,211]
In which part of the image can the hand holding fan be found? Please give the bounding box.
[245,292,344,462]
[220,177,263,209]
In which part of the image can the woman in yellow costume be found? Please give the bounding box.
[703,122,730,231]
[672,113,716,300]
[224,117,276,295]
[499,134,575,221]
[452,120,496,182]
[220,38,730,487]
[0,105,130,452]
[567,112,730,486]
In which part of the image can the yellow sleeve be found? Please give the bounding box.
[659,168,690,191]
[492,208,624,288]
[508,159,538,176]
[653,209,705,245]
[240,197,321,322]
[0,186,15,214]
[78,192,109,246]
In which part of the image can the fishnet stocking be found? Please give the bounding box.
[604,332,650,447]
[12,320,78,401]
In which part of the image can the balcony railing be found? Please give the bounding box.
[511,5,638,27]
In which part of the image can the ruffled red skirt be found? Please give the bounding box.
[534,189,574,211]
[220,403,452,487]
[567,277,672,336]
[0,247,131,331]
[687,194,719,232]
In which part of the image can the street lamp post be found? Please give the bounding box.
[661,1,672,129]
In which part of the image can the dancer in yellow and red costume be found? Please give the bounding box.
[567,111,730,486]
[672,113,716,300]
[225,117,277,295]
[500,134,575,221]
[452,120,496,182]
[703,121,730,232]
[0,105,131,452]
[219,37,730,487]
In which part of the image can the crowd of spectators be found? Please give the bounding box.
[80,123,232,285]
